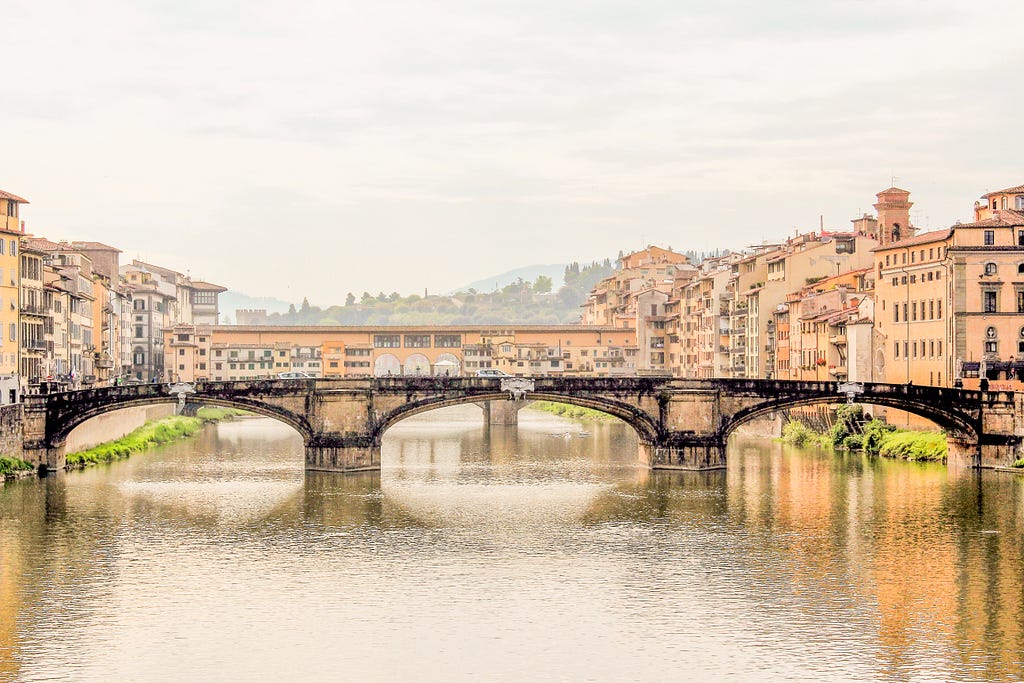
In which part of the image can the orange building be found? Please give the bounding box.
[166,324,639,380]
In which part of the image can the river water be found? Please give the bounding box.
[2,405,1024,682]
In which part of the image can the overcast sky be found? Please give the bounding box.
[3,0,1023,303]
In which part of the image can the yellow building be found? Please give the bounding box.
[0,189,27,403]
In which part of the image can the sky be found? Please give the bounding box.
[3,0,1023,304]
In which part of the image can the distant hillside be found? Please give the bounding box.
[252,260,615,326]
[450,264,566,295]
[220,291,294,322]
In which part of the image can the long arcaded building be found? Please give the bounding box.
[163,324,640,381]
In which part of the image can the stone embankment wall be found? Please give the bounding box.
[0,404,24,457]
[64,405,175,453]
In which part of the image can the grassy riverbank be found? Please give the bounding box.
[781,404,947,462]
[1,456,33,478]
[66,407,246,469]
[529,401,618,421]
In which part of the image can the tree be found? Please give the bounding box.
[288,303,297,315]
[300,297,311,313]
[361,291,374,304]
[534,275,553,294]
[345,292,356,306]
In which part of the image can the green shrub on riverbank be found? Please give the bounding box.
[781,419,821,447]
[0,456,33,476]
[530,401,618,421]
[66,416,206,467]
[876,430,947,462]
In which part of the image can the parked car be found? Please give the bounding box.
[277,372,314,379]
[475,369,512,378]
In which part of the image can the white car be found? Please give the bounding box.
[475,369,512,378]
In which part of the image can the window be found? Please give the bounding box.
[910,275,916,283]
[10,240,16,256]
[373,335,400,348]
[894,306,899,323]
[134,299,146,311]
[404,334,431,348]
[434,334,461,348]
[215,363,222,370]
[135,325,143,338]
[1018,291,1024,313]
[984,230,995,246]
[937,300,942,318]
[894,341,900,358]
[177,334,190,342]
[985,341,998,353]
[892,277,898,287]
[985,262,997,276]
[985,291,998,313]
[178,348,185,356]
[911,302,917,321]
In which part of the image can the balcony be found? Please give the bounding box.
[829,334,847,345]
[24,340,47,351]
[20,303,48,316]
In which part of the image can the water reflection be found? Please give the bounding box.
[1,405,1023,681]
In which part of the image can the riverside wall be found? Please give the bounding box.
[63,405,176,453]
[0,404,24,457]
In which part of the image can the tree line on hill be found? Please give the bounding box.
[260,259,615,326]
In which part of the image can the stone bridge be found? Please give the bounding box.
[20,377,1024,472]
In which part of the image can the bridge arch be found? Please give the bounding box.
[370,391,660,446]
[46,393,316,449]
[721,392,979,443]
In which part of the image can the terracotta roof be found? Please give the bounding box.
[876,187,911,196]
[190,280,227,292]
[23,237,64,252]
[981,184,1024,198]
[70,241,122,253]
[953,209,1024,228]
[870,228,952,252]
[0,189,29,203]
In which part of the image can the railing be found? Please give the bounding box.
[20,303,48,315]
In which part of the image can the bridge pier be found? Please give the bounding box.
[650,437,726,471]
[22,442,66,472]
[304,436,380,473]
[478,400,524,426]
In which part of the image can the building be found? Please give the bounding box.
[122,260,225,382]
[165,324,639,380]
[0,189,27,403]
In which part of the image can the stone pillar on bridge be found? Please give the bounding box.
[20,397,66,472]
[649,436,727,471]
[478,400,523,426]
[304,435,380,473]
[946,437,980,469]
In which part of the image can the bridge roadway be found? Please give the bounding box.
[20,377,1024,472]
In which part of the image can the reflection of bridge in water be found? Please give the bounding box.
[22,377,1024,472]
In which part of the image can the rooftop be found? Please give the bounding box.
[980,184,1024,198]
[0,189,29,203]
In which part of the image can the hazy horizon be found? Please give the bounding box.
[4,0,1023,301]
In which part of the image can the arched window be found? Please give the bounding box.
[891,224,901,242]
[985,262,998,276]
[1017,263,1024,275]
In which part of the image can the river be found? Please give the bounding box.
[2,405,1023,682]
